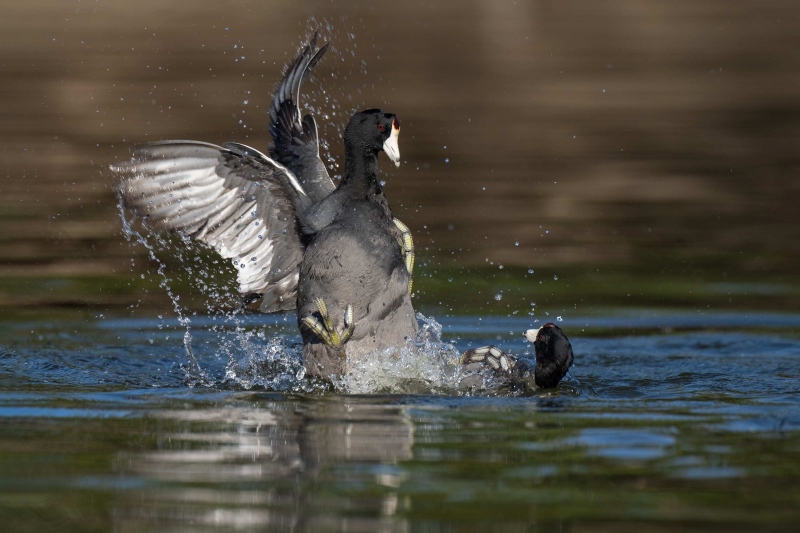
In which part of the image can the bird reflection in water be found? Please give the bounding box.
[114,399,413,531]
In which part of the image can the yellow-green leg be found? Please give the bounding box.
[301,297,355,349]
[393,218,415,294]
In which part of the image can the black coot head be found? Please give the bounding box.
[529,323,574,389]
[346,109,401,167]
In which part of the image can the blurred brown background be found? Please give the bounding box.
[1,0,798,314]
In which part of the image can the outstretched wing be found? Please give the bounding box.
[269,32,335,202]
[112,140,307,312]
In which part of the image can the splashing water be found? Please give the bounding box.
[223,336,323,393]
[118,195,214,388]
[336,313,469,394]
[118,192,489,395]
[119,191,309,392]
[113,25,506,396]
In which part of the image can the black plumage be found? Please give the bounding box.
[530,323,575,389]
[268,34,334,202]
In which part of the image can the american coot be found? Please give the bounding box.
[462,323,574,390]
[112,34,573,392]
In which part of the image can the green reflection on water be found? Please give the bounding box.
[0,394,798,532]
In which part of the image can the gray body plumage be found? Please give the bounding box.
[298,184,417,378]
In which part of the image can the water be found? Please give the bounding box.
[2,311,799,531]
[2,1,800,530]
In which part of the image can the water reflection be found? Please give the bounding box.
[115,398,413,531]
[568,427,676,461]
[2,323,799,532]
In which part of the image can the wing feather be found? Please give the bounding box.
[268,33,335,201]
[112,141,306,312]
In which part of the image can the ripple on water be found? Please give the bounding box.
[566,427,677,461]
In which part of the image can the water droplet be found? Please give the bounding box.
[494,293,503,301]
[557,316,563,322]
[527,268,534,274]
[515,241,519,246]
[553,275,558,280]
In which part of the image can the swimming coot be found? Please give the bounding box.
[462,323,574,391]
[112,34,572,390]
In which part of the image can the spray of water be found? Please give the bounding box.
[117,195,216,387]
[118,193,485,394]
[114,22,520,395]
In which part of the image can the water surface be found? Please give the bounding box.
[2,312,799,531]
[2,1,799,530]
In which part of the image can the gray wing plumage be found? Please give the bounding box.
[269,32,335,202]
[112,140,307,312]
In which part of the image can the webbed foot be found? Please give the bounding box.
[393,218,415,293]
[301,297,355,349]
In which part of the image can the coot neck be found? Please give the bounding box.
[341,140,384,199]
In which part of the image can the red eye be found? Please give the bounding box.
[377,123,385,132]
